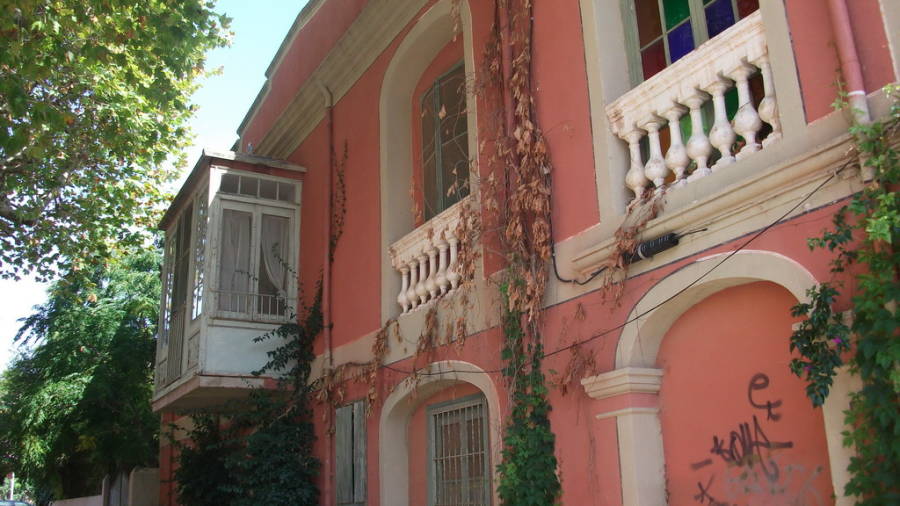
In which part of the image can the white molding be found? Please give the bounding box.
[594,406,658,421]
[249,0,431,158]
[202,149,307,173]
[580,367,663,400]
[615,404,667,505]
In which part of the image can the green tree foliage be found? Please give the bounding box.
[0,248,161,501]
[790,86,899,503]
[0,0,229,279]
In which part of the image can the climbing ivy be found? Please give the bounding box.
[173,285,322,505]
[789,85,899,503]
[496,280,561,505]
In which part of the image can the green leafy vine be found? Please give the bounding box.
[789,84,899,503]
[172,285,323,505]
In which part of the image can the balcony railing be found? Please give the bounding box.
[213,289,296,321]
[390,197,470,314]
[606,11,779,204]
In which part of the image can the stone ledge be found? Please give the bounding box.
[580,367,664,400]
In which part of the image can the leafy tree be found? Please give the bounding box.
[0,0,229,280]
[0,247,161,502]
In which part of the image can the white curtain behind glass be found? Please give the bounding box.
[218,209,252,312]
[260,214,289,299]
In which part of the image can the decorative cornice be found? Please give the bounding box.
[248,0,431,159]
[580,367,663,400]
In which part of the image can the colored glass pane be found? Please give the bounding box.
[663,0,691,30]
[725,86,739,120]
[635,0,663,47]
[641,39,666,79]
[737,0,759,18]
[705,0,736,38]
[667,21,694,62]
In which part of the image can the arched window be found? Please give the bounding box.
[420,63,469,221]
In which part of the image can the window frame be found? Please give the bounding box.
[210,167,301,324]
[427,393,491,506]
[621,0,757,86]
[419,61,470,222]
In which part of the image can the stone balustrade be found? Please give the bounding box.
[606,11,780,203]
[390,197,470,314]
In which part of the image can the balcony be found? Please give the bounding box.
[606,11,779,203]
[390,196,471,314]
[151,150,305,412]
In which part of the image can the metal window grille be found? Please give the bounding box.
[428,395,489,506]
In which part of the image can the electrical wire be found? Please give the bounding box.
[376,161,848,377]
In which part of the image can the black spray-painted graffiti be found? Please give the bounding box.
[691,373,795,505]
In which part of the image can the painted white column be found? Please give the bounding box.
[822,365,862,506]
[582,367,667,506]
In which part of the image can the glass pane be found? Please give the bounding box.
[705,0,736,38]
[440,68,468,146]
[725,86,739,120]
[218,209,252,312]
[635,0,663,47]
[441,140,470,209]
[667,21,694,62]
[220,173,239,194]
[641,39,666,79]
[423,151,439,221]
[239,175,258,197]
[421,88,437,156]
[737,0,759,18]
[277,182,295,203]
[258,214,290,316]
[259,179,277,200]
[662,0,690,30]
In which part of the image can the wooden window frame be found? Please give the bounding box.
[621,0,757,85]
[427,393,490,506]
[420,61,469,221]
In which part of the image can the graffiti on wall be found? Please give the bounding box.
[688,373,824,505]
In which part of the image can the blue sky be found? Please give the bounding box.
[0,0,309,371]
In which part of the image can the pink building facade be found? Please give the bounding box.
[152,0,898,504]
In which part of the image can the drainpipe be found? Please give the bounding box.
[317,79,335,506]
[826,0,875,180]
[498,0,515,136]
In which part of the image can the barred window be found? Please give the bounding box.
[428,394,489,506]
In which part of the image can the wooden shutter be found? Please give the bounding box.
[336,400,366,505]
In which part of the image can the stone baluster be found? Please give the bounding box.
[398,266,411,313]
[624,129,648,201]
[435,238,449,295]
[752,53,781,147]
[425,244,439,300]
[406,258,419,310]
[684,91,712,180]
[729,62,762,159]
[706,76,736,170]
[663,104,689,185]
[416,251,429,305]
[641,117,668,190]
[446,235,461,290]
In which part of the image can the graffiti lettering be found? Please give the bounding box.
[708,414,793,482]
[691,373,795,504]
[747,373,782,421]
[693,476,734,506]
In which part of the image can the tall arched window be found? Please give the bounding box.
[420,63,469,221]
